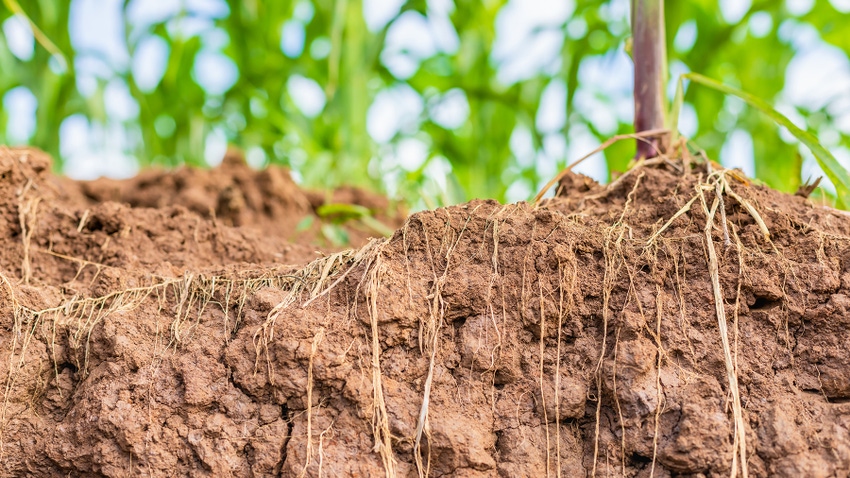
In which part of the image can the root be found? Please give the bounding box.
[316,420,334,478]
[646,195,702,245]
[0,265,302,460]
[299,328,325,478]
[365,249,397,478]
[36,248,107,284]
[169,273,197,345]
[723,179,770,241]
[697,183,749,478]
[555,256,577,478]
[669,242,698,368]
[241,236,397,477]
[649,285,664,478]
[731,226,745,391]
[0,271,22,461]
[77,209,90,232]
[412,224,441,478]
[595,158,767,477]
[413,207,479,478]
[534,128,669,203]
[483,207,513,373]
[612,326,626,477]
[592,230,622,477]
[254,240,381,382]
[537,281,551,476]
[480,207,512,435]
[591,169,644,477]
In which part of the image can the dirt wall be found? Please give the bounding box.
[1,147,849,477]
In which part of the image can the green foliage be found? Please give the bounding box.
[317,202,395,237]
[0,1,848,206]
[3,0,67,66]
[677,72,850,207]
[0,0,75,164]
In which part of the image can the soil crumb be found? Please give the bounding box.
[2,146,850,477]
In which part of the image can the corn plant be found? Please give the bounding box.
[1,0,850,205]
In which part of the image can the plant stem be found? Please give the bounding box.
[631,0,668,158]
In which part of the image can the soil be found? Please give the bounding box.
[60,148,400,253]
[1,146,850,477]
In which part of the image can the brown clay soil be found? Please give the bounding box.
[1,146,850,477]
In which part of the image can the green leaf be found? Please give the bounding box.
[359,215,396,238]
[3,0,68,70]
[295,215,315,232]
[316,203,371,221]
[320,223,349,246]
[682,72,850,208]
[316,202,394,236]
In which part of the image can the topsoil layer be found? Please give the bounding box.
[1,146,850,477]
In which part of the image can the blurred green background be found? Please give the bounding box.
[1,0,849,208]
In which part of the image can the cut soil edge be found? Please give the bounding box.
[1,146,850,477]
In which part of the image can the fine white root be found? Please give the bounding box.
[698,185,749,478]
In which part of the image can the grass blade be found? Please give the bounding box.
[2,0,68,70]
[682,72,850,208]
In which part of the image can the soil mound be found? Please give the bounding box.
[63,149,398,245]
[2,147,850,477]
